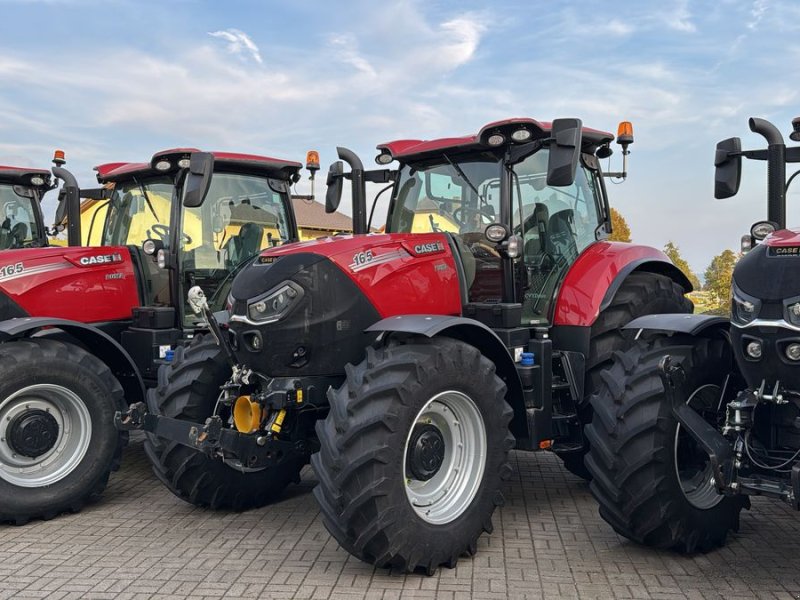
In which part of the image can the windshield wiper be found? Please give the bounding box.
[133,177,160,222]
[443,154,486,204]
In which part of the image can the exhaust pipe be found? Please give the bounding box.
[52,166,81,247]
[336,147,368,235]
[749,117,786,229]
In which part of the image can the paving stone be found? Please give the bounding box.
[1,434,799,599]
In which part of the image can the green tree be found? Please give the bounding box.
[704,249,738,309]
[608,207,631,242]
[663,241,701,290]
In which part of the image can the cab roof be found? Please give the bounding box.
[0,165,52,188]
[376,117,614,162]
[95,148,303,183]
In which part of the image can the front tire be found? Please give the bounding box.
[312,337,514,573]
[584,335,746,552]
[0,339,126,524]
[144,334,305,510]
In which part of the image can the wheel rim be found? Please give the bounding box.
[674,383,724,510]
[0,384,92,487]
[403,390,487,525]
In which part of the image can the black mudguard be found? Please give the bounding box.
[0,317,146,404]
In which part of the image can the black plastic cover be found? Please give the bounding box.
[229,253,381,377]
[734,242,800,301]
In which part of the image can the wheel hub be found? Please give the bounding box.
[406,424,445,481]
[7,409,60,458]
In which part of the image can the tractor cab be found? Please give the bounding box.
[93,149,303,327]
[381,120,614,326]
[0,165,52,249]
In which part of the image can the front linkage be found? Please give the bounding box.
[661,353,800,508]
[115,401,299,470]
[115,286,315,471]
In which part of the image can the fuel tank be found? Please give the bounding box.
[227,233,462,376]
[0,246,140,323]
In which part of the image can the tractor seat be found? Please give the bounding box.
[224,222,264,267]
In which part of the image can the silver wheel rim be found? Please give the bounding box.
[674,383,724,510]
[0,384,92,487]
[404,390,487,525]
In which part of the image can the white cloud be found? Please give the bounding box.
[748,0,768,29]
[328,34,377,78]
[208,28,262,64]
[437,16,486,68]
[605,19,634,36]
[660,0,696,32]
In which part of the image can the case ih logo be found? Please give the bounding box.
[769,246,800,257]
[413,241,445,255]
[79,253,123,266]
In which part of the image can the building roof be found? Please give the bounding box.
[291,198,352,232]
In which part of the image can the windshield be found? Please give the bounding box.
[101,176,174,247]
[0,184,42,249]
[388,154,501,235]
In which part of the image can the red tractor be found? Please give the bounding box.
[584,116,800,552]
[0,162,56,250]
[0,148,313,524]
[121,117,694,573]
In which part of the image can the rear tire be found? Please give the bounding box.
[556,272,692,480]
[584,335,746,552]
[0,339,126,524]
[144,334,305,510]
[312,337,514,574]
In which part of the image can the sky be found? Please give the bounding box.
[0,0,798,276]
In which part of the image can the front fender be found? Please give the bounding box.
[0,317,146,404]
[366,315,527,439]
[624,313,730,337]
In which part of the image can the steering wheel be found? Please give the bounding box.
[452,206,495,229]
[150,223,192,246]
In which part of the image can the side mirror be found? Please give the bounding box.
[714,137,742,199]
[183,152,214,208]
[546,118,582,187]
[325,160,344,213]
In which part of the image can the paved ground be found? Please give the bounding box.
[2,434,799,600]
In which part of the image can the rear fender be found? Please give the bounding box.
[366,315,527,440]
[554,242,692,327]
[0,317,146,404]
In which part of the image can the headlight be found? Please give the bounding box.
[785,298,800,327]
[731,284,760,325]
[246,281,303,324]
